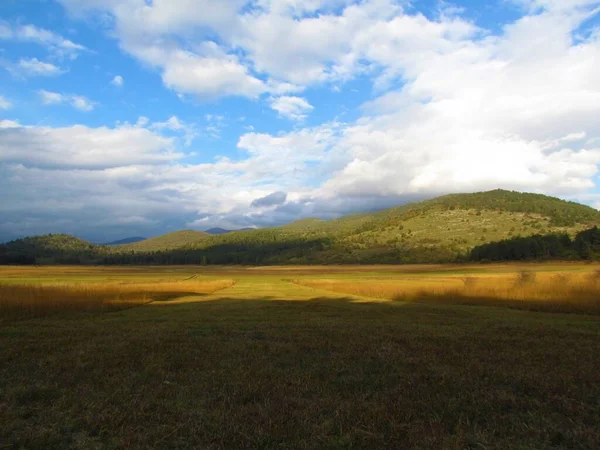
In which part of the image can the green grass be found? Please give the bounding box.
[340,208,588,253]
[1,265,599,449]
[113,230,211,252]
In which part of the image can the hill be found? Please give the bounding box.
[114,230,211,252]
[0,234,102,264]
[4,190,600,265]
[102,237,146,246]
[104,189,600,265]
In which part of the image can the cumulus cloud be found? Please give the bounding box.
[0,117,334,240]
[251,191,288,208]
[2,0,599,241]
[269,96,313,120]
[55,0,400,96]
[111,75,124,87]
[160,49,265,99]
[312,3,600,199]
[39,90,95,111]
[0,120,178,169]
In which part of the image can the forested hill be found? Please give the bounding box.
[113,230,211,252]
[422,190,600,226]
[0,234,101,264]
[2,190,600,265]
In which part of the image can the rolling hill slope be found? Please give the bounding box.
[114,230,211,252]
[0,234,102,264]
[3,190,600,265]
[104,189,600,264]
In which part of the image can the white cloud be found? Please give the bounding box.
[269,96,314,120]
[39,90,64,105]
[0,121,177,169]
[71,95,95,112]
[160,49,265,99]
[0,95,11,110]
[512,0,600,12]
[151,116,197,145]
[0,117,330,240]
[311,6,600,199]
[0,120,20,129]
[57,0,388,96]
[7,58,63,77]
[0,22,86,58]
[3,0,599,240]
[39,90,95,111]
[111,75,124,87]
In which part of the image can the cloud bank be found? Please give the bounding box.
[0,0,599,241]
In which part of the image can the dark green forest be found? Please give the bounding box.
[470,227,600,261]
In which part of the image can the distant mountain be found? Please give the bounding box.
[205,227,255,235]
[102,237,146,246]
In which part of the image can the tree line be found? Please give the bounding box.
[2,226,600,266]
[469,226,600,261]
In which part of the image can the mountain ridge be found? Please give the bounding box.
[2,190,599,265]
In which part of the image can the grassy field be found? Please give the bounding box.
[0,279,235,320]
[292,267,600,315]
[1,264,599,449]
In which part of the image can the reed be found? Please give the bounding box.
[293,271,600,314]
[0,279,235,320]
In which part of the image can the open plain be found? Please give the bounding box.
[1,264,599,449]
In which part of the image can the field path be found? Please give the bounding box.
[152,276,377,305]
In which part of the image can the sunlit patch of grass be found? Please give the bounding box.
[293,271,600,314]
[0,279,235,320]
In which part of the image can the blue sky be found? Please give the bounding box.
[1,0,599,242]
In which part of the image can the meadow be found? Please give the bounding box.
[1,264,599,449]
[0,267,234,320]
[292,266,600,315]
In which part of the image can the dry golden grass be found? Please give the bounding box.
[293,271,600,314]
[0,279,235,320]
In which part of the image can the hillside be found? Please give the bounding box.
[0,234,102,264]
[4,190,600,265]
[105,189,600,265]
[114,230,211,252]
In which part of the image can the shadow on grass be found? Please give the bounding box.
[1,292,599,450]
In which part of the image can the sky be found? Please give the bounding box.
[0,0,599,242]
